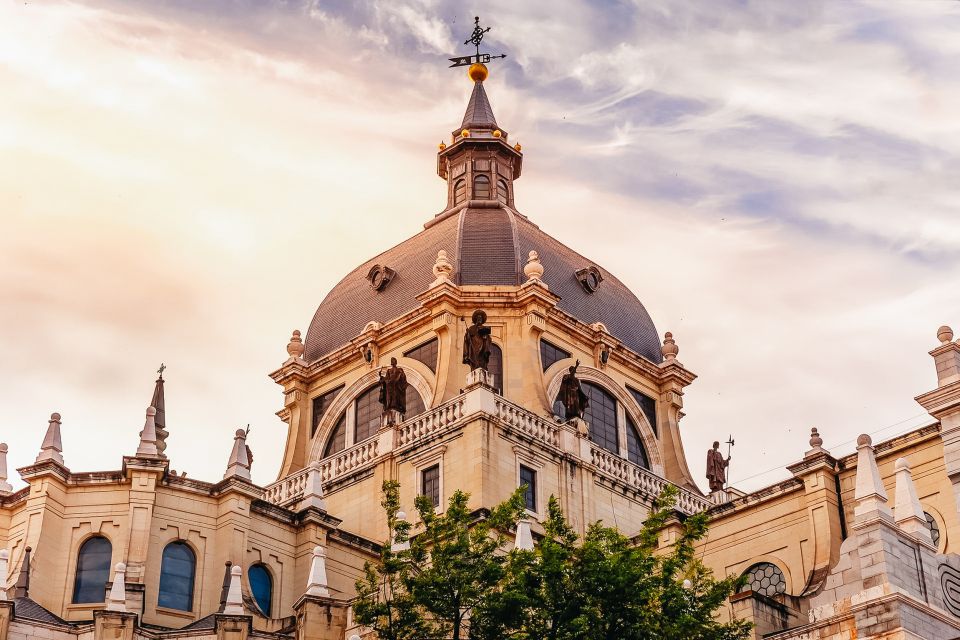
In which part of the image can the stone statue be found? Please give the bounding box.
[462,309,492,371]
[559,360,589,420]
[706,441,729,492]
[379,358,408,415]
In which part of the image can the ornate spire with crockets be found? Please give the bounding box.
[151,364,168,457]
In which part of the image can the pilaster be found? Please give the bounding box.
[120,456,166,584]
[786,444,843,580]
[293,595,348,640]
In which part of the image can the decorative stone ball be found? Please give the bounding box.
[938,325,954,343]
[856,434,872,447]
[493,129,502,138]
[235,428,246,439]
[287,329,305,358]
[146,406,157,417]
[314,545,326,557]
[461,129,470,138]
[231,565,241,577]
[50,412,61,422]
[0,442,7,454]
[523,250,544,281]
[894,457,910,472]
[438,141,447,151]
[514,142,522,151]
[115,562,126,572]
[433,250,454,280]
[809,428,823,448]
[661,332,679,360]
[468,62,488,82]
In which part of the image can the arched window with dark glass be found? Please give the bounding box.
[487,343,503,393]
[354,385,381,443]
[405,385,426,418]
[454,179,466,205]
[248,564,273,616]
[582,382,618,454]
[625,415,649,469]
[473,175,490,199]
[497,179,509,205]
[72,536,112,603]
[323,414,346,458]
[158,541,196,611]
[743,562,786,597]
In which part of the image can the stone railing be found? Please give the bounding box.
[320,437,379,483]
[396,397,466,448]
[590,446,712,514]
[262,467,308,506]
[494,397,560,448]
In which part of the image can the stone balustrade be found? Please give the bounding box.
[396,397,465,448]
[494,396,560,448]
[264,388,709,514]
[590,445,711,514]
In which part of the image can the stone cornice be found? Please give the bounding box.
[17,459,71,483]
[915,379,960,418]
[836,423,940,468]
[786,450,839,477]
[707,477,805,518]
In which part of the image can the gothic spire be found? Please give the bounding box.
[151,364,168,457]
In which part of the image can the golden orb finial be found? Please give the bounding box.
[468,63,488,82]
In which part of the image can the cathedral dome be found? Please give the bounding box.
[303,207,662,363]
[303,71,661,363]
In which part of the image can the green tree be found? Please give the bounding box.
[353,480,435,640]
[407,487,527,640]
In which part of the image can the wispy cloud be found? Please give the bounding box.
[0,0,957,492]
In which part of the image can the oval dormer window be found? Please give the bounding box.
[474,175,491,199]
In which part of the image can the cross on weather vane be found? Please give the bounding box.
[448,16,507,69]
[157,363,166,379]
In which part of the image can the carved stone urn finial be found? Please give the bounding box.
[938,325,954,344]
[433,250,454,282]
[287,330,305,359]
[523,250,544,282]
[661,332,679,360]
[809,427,823,449]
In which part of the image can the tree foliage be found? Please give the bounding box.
[355,482,752,640]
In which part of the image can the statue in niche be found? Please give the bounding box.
[462,309,492,371]
[706,441,730,492]
[379,357,408,415]
[559,360,589,421]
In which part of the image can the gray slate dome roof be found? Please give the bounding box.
[303,206,662,363]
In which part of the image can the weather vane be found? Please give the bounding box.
[448,16,507,69]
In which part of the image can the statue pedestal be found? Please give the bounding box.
[569,417,589,438]
[465,368,496,390]
[380,410,404,430]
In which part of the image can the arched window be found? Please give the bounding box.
[354,385,381,443]
[625,415,649,469]
[158,541,196,611]
[405,385,426,417]
[72,536,112,604]
[487,343,503,394]
[473,175,491,199]
[497,179,509,205]
[582,382,618,454]
[743,562,786,597]
[323,414,346,458]
[453,179,466,205]
[248,564,273,616]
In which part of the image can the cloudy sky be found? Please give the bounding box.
[2,1,958,495]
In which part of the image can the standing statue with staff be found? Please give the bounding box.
[559,360,589,421]
[706,439,732,492]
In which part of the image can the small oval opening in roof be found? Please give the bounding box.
[575,266,604,293]
[367,265,396,291]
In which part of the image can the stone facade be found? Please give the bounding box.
[3,70,960,640]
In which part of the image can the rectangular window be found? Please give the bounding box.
[312,385,344,437]
[540,339,571,372]
[519,465,537,512]
[421,464,441,507]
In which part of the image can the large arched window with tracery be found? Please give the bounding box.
[625,415,649,469]
[743,562,786,597]
[582,382,618,454]
[322,381,428,457]
[72,536,112,603]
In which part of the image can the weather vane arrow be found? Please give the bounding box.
[448,16,507,68]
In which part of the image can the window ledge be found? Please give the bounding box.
[155,606,197,620]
